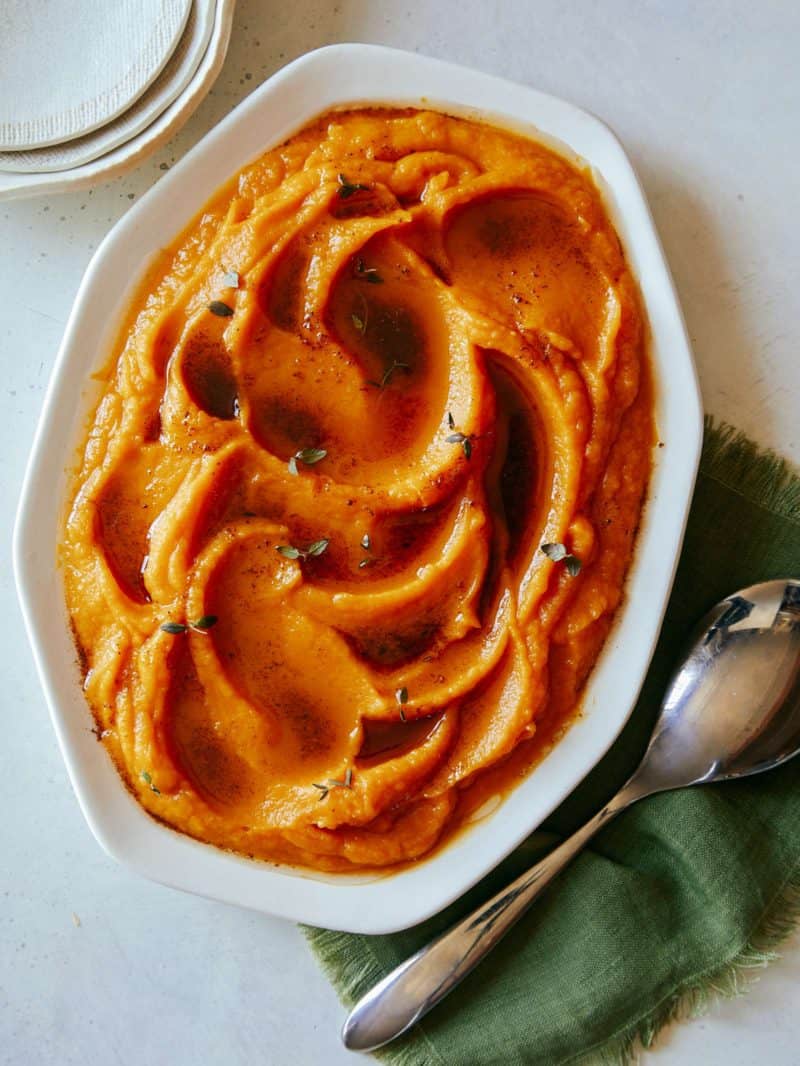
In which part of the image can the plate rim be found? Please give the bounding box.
[0,0,193,151]
[0,0,237,201]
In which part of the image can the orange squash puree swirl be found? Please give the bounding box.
[62,108,653,872]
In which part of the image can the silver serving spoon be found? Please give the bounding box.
[343,578,800,1052]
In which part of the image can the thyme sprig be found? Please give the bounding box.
[160,615,218,635]
[368,359,410,390]
[445,413,474,459]
[141,770,161,795]
[540,542,582,576]
[313,767,353,800]
[276,539,329,561]
[337,174,370,199]
[354,256,383,284]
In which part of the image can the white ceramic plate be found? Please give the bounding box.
[14,44,702,934]
[0,0,217,174]
[0,0,236,201]
[0,0,191,150]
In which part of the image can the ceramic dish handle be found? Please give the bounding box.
[342,781,643,1052]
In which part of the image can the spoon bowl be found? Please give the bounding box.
[343,578,800,1052]
[634,578,800,795]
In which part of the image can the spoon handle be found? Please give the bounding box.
[342,780,643,1052]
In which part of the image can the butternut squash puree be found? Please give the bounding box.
[62,108,653,872]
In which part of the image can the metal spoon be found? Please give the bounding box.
[343,578,800,1052]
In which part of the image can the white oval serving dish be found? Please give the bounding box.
[14,44,702,934]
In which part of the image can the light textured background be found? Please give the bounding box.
[1,2,798,1064]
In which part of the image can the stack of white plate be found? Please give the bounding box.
[0,0,236,200]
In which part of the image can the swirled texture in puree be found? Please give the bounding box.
[63,108,653,871]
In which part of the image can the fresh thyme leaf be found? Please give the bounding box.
[140,771,161,795]
[360,534,371,550]
[295,447,327,466]
[446,431,474,458]
[355,256,383,284]
[160,621,187,634]
[344,767,353,788]
[447,411,456,430]
[190,615,218,632]
[564,554,583,577]
[288,447,327,477]
[396,687,408,705]
[222,270,240,289]
[208,300,234,317]
[337,173,370,199]
[358,558,372,569]
[399,707,407,721]
[276,545,302,560]
[352,312,365,332]
[307,538,330,557]
[540,542,568,562]
[312,782,329,801]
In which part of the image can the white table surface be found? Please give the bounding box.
[2,2,798,1064]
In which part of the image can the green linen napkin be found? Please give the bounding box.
[305,420,800,1065]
